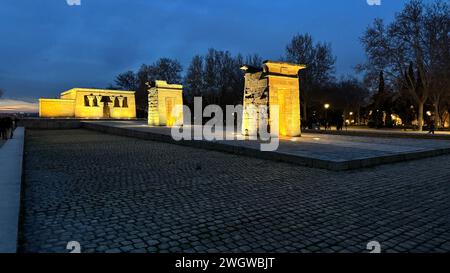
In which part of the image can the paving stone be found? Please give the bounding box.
[18,129,450,253]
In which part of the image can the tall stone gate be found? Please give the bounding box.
[147,80,184,126]
[241,60,306,137]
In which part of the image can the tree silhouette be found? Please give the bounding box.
[115,71,138,91]
[114,58,182,117]
[184,55,204,106]
[285,33,336,121]
[361,0,450,131]
[184,48,249,108]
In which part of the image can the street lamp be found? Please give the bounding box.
[324,104,330,130]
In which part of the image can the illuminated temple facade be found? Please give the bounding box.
[241,61,306,137]
[39,88,136,119]
[147,80,184,126]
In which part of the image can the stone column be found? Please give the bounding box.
[117,96,124,108]
[95,95,103,107]
[109,96,115,108]
[87,95,95,107]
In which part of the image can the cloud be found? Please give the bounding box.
[0,99,39,113]
[0,0,419,100]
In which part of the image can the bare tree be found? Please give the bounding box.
[184,49,252,108]
[115,71,138,91]
[285,33,336,121]
[114,58,183,117]
[184,55,204,106]
[425,1,450,127]
[203,48,243,106]
[245,54,263,68]
[148,58,183,84]
[361,0,449,131]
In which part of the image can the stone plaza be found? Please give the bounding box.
[18,129,450,253]
[5,60,449,253]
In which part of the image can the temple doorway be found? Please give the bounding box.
[165,97,175,126]
[277,89,288,136]
[101,96,112,118]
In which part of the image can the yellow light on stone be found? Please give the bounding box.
[390,114,403,126]
[39,88,136,119]
[147,80,184,127]
[241,60,306,138]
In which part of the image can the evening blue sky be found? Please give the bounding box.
[0,0,431,100]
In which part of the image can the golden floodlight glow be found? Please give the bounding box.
[148,80,184,127]
[241,60,306,137]
[390,114,403,126]
[324,103,330,109]
[39,88,136,119]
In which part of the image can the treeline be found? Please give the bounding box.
[111,34,369,121]
[360,0,450,129]
[113,58,183,116]
[183,50,263,108]
[112,50,264,117]
[111,0,449,131]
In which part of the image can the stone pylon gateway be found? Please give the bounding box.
[240,60,306,137]
[147,80,184,126]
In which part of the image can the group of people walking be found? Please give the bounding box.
[0,116,16,140]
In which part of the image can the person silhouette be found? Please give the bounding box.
[6,117,14,139]
[428,122,436,135]
[0,118,7,140]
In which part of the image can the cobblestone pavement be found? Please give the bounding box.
[19,129,450,253]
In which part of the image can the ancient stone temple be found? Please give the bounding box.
[147,80,184,126]
[39,88,136,119]
[241,60,306,137]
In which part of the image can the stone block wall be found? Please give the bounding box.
[148,80,184,126]
[241,61,305,137]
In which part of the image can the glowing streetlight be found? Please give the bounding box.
[324,103,330,130]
